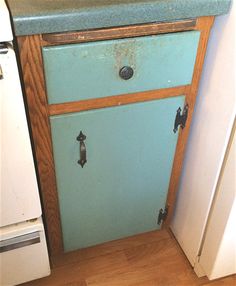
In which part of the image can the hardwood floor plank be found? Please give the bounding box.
[85,235,204,286]
[202,275,236,285]
[51,230,169,268]
[21,265,86,286]
[21,230,235,286]
[64,283,87,286]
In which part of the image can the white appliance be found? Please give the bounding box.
[0,0,50,284]
[171,2,236,280]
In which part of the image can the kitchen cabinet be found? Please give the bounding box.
[14,14,216,256]
[40,31,200,252]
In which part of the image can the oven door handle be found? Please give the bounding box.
[0,231,41,253]
[0,43,9,54]
[0,43,9,80]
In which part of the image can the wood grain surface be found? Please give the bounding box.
[20,230,236,286]
[49,86,189,115]
[42,19,197,46]
[164,16,215,226]
[17,35,63,255]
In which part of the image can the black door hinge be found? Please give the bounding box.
[173,104,189,133]
[157,206,168,225]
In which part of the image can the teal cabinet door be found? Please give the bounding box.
[50,96,185,252]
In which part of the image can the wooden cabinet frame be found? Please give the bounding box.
[17,16,214,256]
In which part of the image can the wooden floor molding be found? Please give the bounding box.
[21,229,236,286]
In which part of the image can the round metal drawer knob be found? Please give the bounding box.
[119,66,134,80]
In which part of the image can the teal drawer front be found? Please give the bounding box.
[50,96,185,251]
[43,31,199,104]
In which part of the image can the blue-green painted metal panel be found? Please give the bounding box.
[43,32,199,104]
[50,96,185,252]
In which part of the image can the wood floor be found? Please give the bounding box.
[22,229,236,286]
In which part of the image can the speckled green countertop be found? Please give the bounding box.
[7,0,231,36]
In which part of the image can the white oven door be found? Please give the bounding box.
[0,218,50,285]
[0,44,42,227]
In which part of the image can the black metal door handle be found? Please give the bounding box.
[76,131,87,168]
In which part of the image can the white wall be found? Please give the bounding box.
[170,0,235,268]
